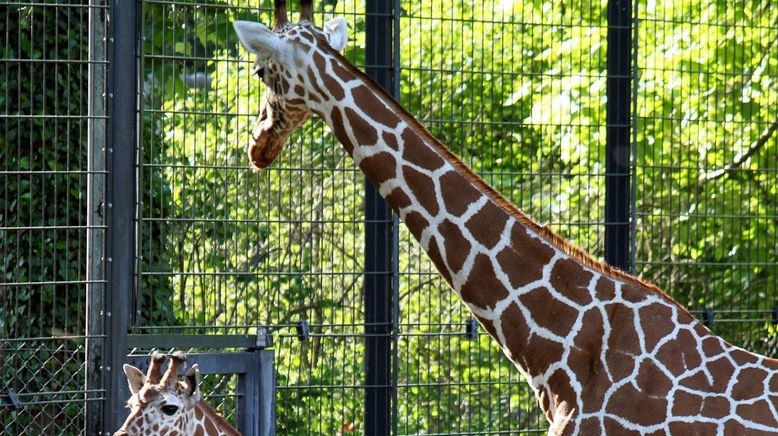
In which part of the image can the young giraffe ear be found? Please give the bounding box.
[233,21,282,57]
[123,364,146,395]
[184,364,202,403]
[323,17,348,52]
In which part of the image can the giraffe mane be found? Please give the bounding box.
[313,37,695,318]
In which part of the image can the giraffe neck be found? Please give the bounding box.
[189,400,241,436]
[312,45,694,388]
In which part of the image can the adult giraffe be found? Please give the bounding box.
[233,1,778,434]
[114,352,240,436]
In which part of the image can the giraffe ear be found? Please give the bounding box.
[323,17,348,51]
[184,364,202,403]
[233,21,282,57]
[123,364,146,395]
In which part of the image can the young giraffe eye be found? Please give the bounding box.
[160,405,179,416]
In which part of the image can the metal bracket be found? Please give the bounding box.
[465,319,479,340]
[255,327,274,349]
[3,389,22,410]
[702,308,715,327]
[295,320,310,342]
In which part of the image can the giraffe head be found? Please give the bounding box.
[114,352,202,436]
[233,0,349,169]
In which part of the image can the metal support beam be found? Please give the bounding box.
[106,0,138,431]
[86,0,108,434]
[605,0,633,271]
[364,1,397,434]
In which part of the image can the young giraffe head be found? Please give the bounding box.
[114,352,237,436]
[233,0,348,169]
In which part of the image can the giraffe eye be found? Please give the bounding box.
[160,405,179,416]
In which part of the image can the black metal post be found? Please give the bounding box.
[364,1,396,434]
[105,0,138,431]
[605,0,633,271]
[86,0,108,434]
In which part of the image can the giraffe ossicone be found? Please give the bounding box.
[234,2,778,434]
[114,351,240,436]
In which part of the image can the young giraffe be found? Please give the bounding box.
[234,2,778,434]
[114,352,240,436]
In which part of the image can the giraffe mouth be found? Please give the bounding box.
[248,118,286,170]
[249,132,286,170]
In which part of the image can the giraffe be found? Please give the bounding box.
[233,2,778,434]
[114,352,240,436]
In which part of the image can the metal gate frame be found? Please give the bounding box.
[125,349,275,436]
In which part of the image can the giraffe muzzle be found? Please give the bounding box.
[249,123,286,170]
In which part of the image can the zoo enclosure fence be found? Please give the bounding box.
[1,0,776,435]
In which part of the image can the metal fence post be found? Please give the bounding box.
[87,0,108,434]
[605,0,633,271]
[364,1,398,434]
[105,0,139,432]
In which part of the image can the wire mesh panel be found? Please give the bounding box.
[135,1,369,434]
[633,1,778,353]
[0,1,108,434]
[395,1,609,434]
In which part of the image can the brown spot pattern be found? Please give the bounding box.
[733,367,768,400]
[353,85,401,128]
[501,302,530,359]
[607,383,668,426]
[345,107,378,146]
[510,224,555,264]
[328,108,353,155]
[306,67,328,101]
[359,151,396,187]
[438,219,471,273]
[331,58,355,82]
[403,211,429,242]
[549,258,593,306]
[401,128,444,171]
[439,171,481,216]
[635,359,672,397]
[426,237,452,284]
[526,334,564,377]
[701,396,731,419]
[604,417,641,436]
[465,200,508,250]
[737,401,778,427]
[672,391,703,416]
[382,131,399,151]
[495,245,545,289]
[638,303,675,352]
[594,276,616,301]
[385,188,411,211]
[402,165,440,216]
[518,287,577,337]
[460,254,509,310]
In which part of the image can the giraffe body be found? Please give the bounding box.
[233,5,778,434]
[115,352,240,436]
